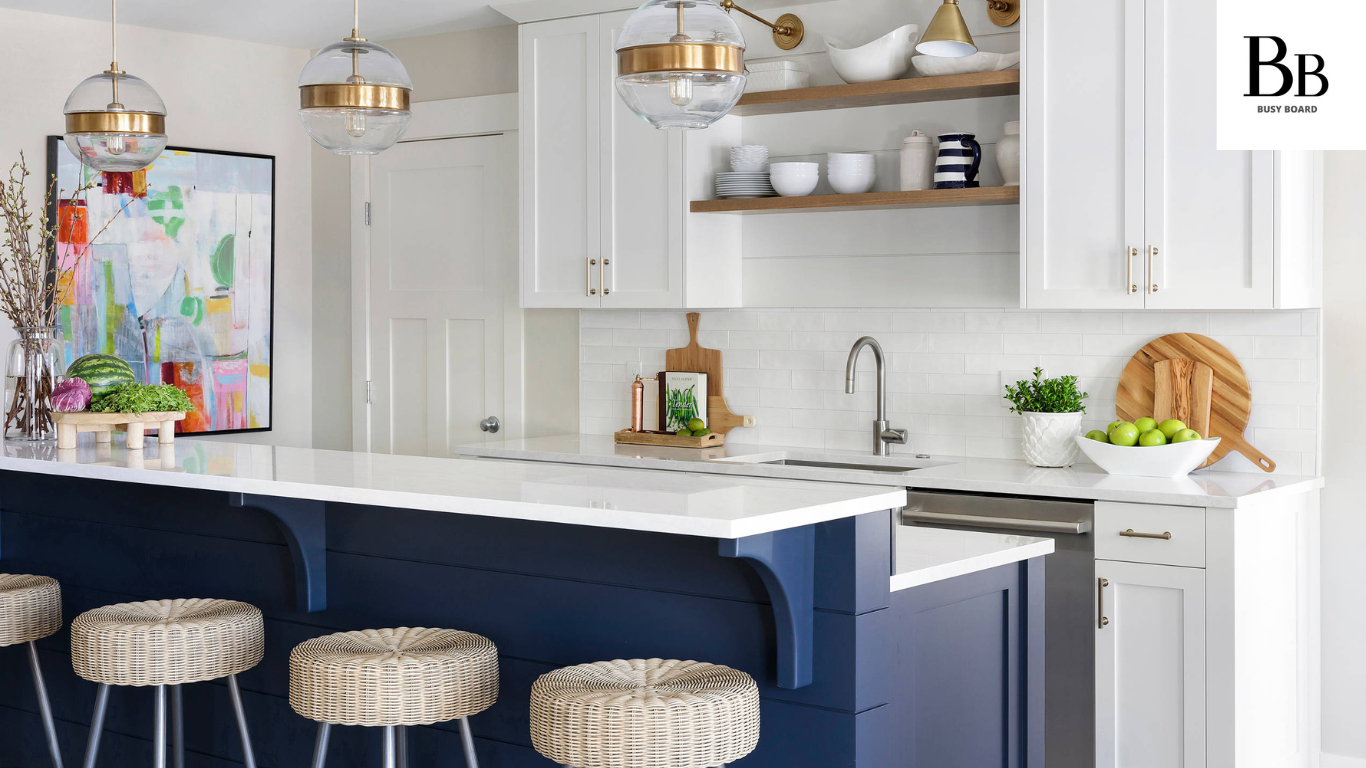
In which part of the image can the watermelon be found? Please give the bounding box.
[65,354,136,397]
[52,377,92,412]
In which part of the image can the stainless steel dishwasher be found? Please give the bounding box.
[901,489,1094,768]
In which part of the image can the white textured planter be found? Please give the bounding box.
[1020,411,1084,467]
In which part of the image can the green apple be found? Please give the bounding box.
[1171,428,1201,443]
[1085,430,1110,443]
[1109,423,1141,447]
[1108,420,1126,434]
[1159,419,1186,440]
[1139,429,1168,447]
[1134,417,1158,434]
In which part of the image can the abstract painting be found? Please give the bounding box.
[47,137,274,435]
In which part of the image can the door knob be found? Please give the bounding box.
[480,416,500,434]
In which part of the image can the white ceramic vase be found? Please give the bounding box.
[1020,411,1083,467]
[997,120,1020,186]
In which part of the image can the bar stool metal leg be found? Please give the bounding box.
[81,684,111,768]
[396,725,408,768]
[27,641,64,768]
[458,718,479,768]
[152,685,168,768]
[226,675,258,768]
[382,726,397,768]
[171,685,184,768]
[310,722,332,768]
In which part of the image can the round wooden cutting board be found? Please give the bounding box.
[1115,333,1275,472]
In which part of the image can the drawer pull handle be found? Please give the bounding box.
[1119,528,1172,540]
[1098,577,1109,629]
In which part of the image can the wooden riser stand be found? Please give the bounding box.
[52,411,186,451]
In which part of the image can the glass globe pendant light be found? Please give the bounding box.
[298,0,413,155]
[63,0,168,173]
[614,0,804,130]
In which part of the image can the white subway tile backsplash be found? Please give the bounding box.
[581,309,1320,475]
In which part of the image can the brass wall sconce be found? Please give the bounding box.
[719,0,805,51]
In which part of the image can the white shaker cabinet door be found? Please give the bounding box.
[1023,0,1145,309]
[1142,0,1273,309]
[598,11,684,309]
[1096,560,1206,768]
[520,17,602,308]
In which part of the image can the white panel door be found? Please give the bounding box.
[598,11,684,309]
[369,135,514,456]
[1096,560,1206,768]
[1023,0,1144,308]
[1142,0,1272,309]
[520,16,601,308]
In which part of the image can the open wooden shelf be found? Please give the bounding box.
[729,70,1020,116]
[690,186,1019,214]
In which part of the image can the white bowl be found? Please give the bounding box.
[730,145,770,172]
[827,152,875,167]
[771,173,819,197]
[1074,435,1221,478]
[826,23,919,84]
[828,171,875,194]
[912,50,1021,77]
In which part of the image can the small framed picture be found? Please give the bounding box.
[659,372,708,433]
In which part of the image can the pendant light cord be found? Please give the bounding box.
[108,0,123,107]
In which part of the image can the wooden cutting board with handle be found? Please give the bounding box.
[665,313,756,435]
[1116,333,1275,472]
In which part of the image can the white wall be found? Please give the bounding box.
[581,308,1320,475]
[0,8,314,447]
[1321,152,1366,764]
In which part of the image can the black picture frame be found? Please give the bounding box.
[45,136,276,437]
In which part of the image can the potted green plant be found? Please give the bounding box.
[1004,367,1089,467]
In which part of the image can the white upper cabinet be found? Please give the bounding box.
[1025,0,1320,310]
[598,11,684,308]
[1024,0,1143,309]
[520,13,687,309]
[519,16,601,308]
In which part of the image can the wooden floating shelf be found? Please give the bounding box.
[730,70,1020,116]
[690,186,1020,214]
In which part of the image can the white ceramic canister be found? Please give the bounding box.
[996,120,1021,186]
[900,131,934,191]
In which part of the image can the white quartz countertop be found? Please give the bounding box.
[0,437,907,539]
[892,526,1054,592]
[451,434,1324,508]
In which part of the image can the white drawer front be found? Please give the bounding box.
[1095,502,1205,568]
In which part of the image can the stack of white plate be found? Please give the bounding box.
[716,171,777,199]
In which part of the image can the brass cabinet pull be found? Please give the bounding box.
[1127,247,1138,294]
[1098,577,1109,628]
[1119,528,1172,540]
[601,257,610,296]
[587,258,598,296]
[1148,246,1160,293]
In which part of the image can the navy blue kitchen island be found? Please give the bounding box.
[0,440,1047,767]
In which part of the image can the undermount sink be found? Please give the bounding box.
[761,459,922,473]
[712,451,955,474]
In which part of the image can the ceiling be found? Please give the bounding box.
[0,0,511,49]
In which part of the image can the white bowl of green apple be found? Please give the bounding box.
[1074,417,1221,478]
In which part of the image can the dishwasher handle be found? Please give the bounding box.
[902,509,1092,535]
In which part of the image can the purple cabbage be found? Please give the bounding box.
[52,377,92,413]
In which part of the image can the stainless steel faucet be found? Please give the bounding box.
[846,336,908,456]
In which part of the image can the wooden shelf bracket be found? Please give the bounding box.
[230,493,327,612]
[718,524,816,689]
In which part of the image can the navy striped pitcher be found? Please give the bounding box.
[934,133,982,189]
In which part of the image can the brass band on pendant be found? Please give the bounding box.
[300,84,411,111]
[65,111,166,135]
[617,43,744,77]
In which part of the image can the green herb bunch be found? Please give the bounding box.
[90,384,196,414]
[1003,367,1088,415]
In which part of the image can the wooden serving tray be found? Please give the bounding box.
[615,429,726,449]
[53,411,185,451]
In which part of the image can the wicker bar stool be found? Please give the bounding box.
[70,598,264,768]
[1,574,65,768]
[529,658,761,768]
[289,627,499,768]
